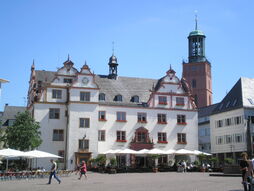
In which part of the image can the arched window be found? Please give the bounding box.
[99,93,105,101]
[192,79,196,88]
[114,94,122,102]
[131,95,139,103]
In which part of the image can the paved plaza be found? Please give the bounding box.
[0,172,243,191]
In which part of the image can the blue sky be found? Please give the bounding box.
[0,0,253,110]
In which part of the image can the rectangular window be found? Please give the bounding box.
[79,118,90,128]
[137,132,147,142]
[58,150,64,163]
[49,108,60,119]
[98,130,106,141]
[158,132,167,143]
[177,133,186,144]
[79,139,89,150]
[225,118,232,126]
[234,116,242,125]
[176,97,185,106]
[53,129,64,141]
[80,92,90,101]
[216,136,223,145]
[235,134,243,143]
[177,115,186,125]
[157,113,167,124]
[225,135,232,144]
[52,89,62,99]
[137,113,147,123]
[63,78,72,83]
[158,96,167,105]
[216,120,223,128]
[116,112,126,122]
[116,131,126,142]
[98,111,106,121]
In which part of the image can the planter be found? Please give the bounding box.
[108,168,117,174]
[153,167,158,173]
[223,165,240,174]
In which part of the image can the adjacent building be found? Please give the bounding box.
[27,55,198,170]
[210,77,254,162]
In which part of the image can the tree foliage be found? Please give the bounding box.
[5,111,42,151]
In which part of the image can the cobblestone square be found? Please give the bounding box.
[0,172,243,191]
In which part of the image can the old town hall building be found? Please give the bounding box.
[27,54,198,169]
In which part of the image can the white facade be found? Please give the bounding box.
[28,58,198,170]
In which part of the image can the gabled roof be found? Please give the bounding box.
[212,77,254,114]
[95,75,157,105]
[198,103,219,118]
[35,70,56,84]
[1,105,26,127]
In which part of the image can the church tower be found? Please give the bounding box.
[182,16,212,108]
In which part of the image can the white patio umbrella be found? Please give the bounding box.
[25,150,62,158]
[164,149,176,154]
[0,148,32,172]
[175,149,196,155]
[0,148,28,157]
[135,149,149,155]
[117,148,138,154]
[103,149,122,154]
[147,148,167,155]
[193,150,212,156]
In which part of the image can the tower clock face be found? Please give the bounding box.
[82,77,89,85]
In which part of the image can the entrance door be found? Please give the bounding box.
[75,152,92,168]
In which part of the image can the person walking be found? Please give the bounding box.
[47,159,61,184]
[181,160,187,173]
[78,160,87,180]
[240,152,249,191]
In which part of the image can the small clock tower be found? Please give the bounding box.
[182,16,212,108]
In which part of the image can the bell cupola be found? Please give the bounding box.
[108,54,118,79]
[188,15,206,63]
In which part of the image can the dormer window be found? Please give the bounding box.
[99,93,106,101]
[131,95,139,103]
[114,94,122,102]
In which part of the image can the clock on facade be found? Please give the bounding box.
[82,77,89,85]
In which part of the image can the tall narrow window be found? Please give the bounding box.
[192,79,196,88]
[98,111,106,121]
[58,150,64,163]
[98,130,106,141]
[99,93,105,101]
[80,92,90,101]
